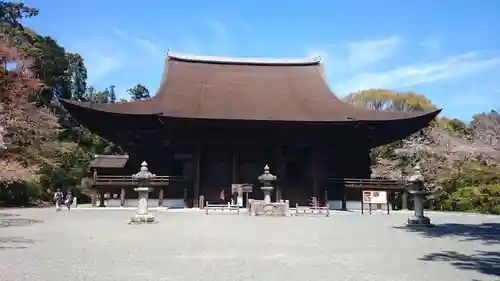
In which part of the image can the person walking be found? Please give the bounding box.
[53,189,63,211]
[64,191,74,211]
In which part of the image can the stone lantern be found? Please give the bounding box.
[258,165,277,204]
[406,164,433,227]
[130,161,156,224]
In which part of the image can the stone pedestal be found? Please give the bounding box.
[252,165,289,216]
[406,165,433,228]
[250,200,290,216]
[262,186,273,204]
[130,187,155,223]
[91,189,97,207]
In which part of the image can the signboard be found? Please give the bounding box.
[241,184,253,193]
[232,184,242,193]
[362,190,387,204]
[232,184,253,193]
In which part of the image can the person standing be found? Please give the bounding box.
[53,189,63,211]
[64,191,74,211]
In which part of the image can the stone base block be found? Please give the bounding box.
[130,213,155,224]
[406,216,434,227]
[250,200,290,216]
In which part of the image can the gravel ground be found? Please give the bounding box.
[0,208,499,281]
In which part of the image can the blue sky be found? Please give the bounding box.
[22,0,500,121]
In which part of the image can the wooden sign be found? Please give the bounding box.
[242,184,253,193]
[232,183,253,193]
[231,184,242,193]
[362,190,387,204]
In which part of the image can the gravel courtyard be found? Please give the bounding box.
[0,208,499,281]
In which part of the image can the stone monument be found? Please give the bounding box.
[406,164,433,227]
[130,161,156,224]
[249,165,290,216]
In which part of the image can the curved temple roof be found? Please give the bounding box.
[60,51,441,123]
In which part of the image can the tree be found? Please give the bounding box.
[470,110,500,149]
[343,89,438,112]
[127,84,150,101]
[0,1,38,32]
[0,36,58,183]
[66,52,87,101]
[108,85,116,103]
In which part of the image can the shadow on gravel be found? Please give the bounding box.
[394,223,500,245]
[0,213,43,228]
[0,236,35,250]
[420,251,500,277]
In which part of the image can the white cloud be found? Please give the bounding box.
[307,35,402,74]
[307,47,329,61]
[174,21,231,55]
[207,19,228,41]
[68,39,122,83]
[112,28,163,57]
[86,56,121,83]
[345,35,401,71]
[419,37,442,52]
[308,36,500,97]
[337,52,500,94]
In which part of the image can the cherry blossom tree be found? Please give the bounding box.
[470,110,500,150]
[0,36,58,183]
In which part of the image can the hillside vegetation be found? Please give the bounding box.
[0,2,499,213]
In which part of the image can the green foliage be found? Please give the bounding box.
[0,1,38,30]
[445,184,500,214]
[66,52,87,100]
[37,147,92,191]
[127,84,151,100]
[343,89,438,112]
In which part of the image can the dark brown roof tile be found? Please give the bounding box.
[60,52,441,122]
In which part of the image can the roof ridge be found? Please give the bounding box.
[167,50,321,66]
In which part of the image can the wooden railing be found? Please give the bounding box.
[94,175,189,186]
[319,178,408,190]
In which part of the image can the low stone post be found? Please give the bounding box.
[130,161,156,224]
[258,165,277,204]
[120,188,126,207]
[158,188,164,207]
[406,165,433,227]
[91,189,97,207]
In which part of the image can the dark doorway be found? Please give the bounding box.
[200,147,232,202]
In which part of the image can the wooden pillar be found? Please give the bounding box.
[98,190,105,207]
[402,191,408,210]
[341,188,347,210]
[275,146,284,201]
[231,144,238,184]
[158,188,164,206]
[120,188,126,207]
[193,144,201,208]
[312,145,319,200]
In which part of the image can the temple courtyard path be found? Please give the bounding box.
[1,208,499,281]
